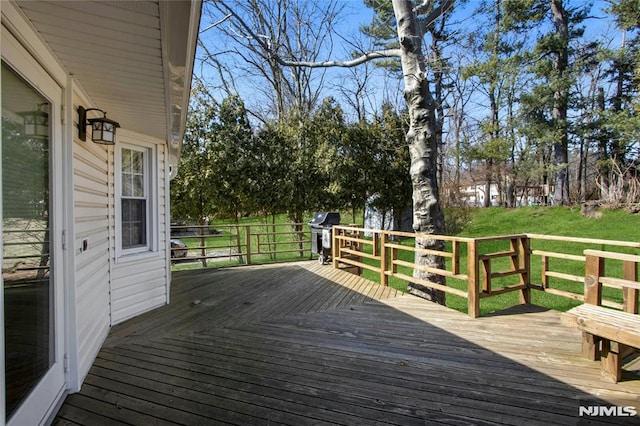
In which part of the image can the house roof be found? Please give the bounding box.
[15,0,202,172]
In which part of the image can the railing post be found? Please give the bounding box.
[391,245,398,274]
[332,226,339,269]
[380,232,389,287]
[584,253,604,305]
[234,223,243,265]
[452,240,460,276]
[200,225,207,268]
[623,260,638,314]
[245,226,252,265]
[467,240,480,318]
[583,252,604,360]
[541,255,549,289]
[373,231,380,257]
[481,259,491,294]
[518,236,531,304]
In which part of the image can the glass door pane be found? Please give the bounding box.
[2,62,53,419]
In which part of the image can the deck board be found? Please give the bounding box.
[55,261,640,425]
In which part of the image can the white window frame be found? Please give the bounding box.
[115,141,159,261]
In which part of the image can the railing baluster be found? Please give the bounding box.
[623,259,638,314]
[200,225,207,268]
[380,232,388,287]
[332,226,339,268]
[518,236,531,304]
[482,259,491,294]
[245,226,252,265]
[452,240,460,276]
[467,240,480,319]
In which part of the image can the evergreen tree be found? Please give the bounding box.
[509,0,590,205]
[170,84,219,224]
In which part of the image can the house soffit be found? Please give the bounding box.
[15,0,201,167]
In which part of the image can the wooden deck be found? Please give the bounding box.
[55,261,640,425]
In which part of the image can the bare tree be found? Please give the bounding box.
[442,47,475,205]
[205,0,453,304]
[200,0,345,122]
[331,33,379,122]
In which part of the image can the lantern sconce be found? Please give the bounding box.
[78,106,120,145]
[18,103,49,138]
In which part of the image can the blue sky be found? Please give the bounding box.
[195,0,627,123]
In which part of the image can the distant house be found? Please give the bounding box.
[459,183,501,207]
[453,181,551,207]
[1,1,201,424]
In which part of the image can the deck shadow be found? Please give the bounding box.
[55,262,640,425]
[483,303,552,317]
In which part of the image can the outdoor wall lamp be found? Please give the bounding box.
[78,106,120,145]
[18,103,49,138]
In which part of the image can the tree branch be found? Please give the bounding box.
[414,0,455,36]
[422,0,455,25]
[275,49,401,68]
[200,13,232,33]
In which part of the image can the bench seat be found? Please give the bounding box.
[562,304,640,382]
[562,304,640,348]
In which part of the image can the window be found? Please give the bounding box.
[120,146,149,252]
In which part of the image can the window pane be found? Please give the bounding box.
[122,149,131,172]
[121,148,144,198]
[133,175,144,197]
[131,151,143,173]
[122,199,131,221]
[121,199,146,249]
[122,175,133,197]
[122,222,131,248]
[130,222,143,247]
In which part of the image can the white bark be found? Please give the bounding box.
[392,0,446,304]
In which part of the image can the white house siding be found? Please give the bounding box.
[110,132,169,325]
[2,2,198,422]
[72,95,112,382]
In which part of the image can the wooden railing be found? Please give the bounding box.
[331,225,640,318]
[527,234,640,310]
[332,226,483,316]
[583,249,640,314]
[170,222,310,267]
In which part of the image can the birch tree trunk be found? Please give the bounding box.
[392,0,446,304]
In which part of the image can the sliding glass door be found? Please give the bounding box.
[2,57,65,425]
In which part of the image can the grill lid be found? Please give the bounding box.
[309,212,340,227]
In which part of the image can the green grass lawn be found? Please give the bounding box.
[360,206,640,315]
[454,206,640,314]
[457,206,639,241]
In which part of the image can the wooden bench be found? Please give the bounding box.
[560,250,640,383]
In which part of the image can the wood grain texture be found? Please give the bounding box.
[54,261,640,425]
